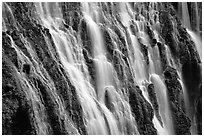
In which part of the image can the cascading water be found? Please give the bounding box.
[186,29,202,59]
[178,2,202,135]
[150,74,174,134]
[180,2,191,29]
[2,2,202,135]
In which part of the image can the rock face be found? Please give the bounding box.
[129,85,157,135]
[3,3,85,134]
[2,2,202,135]
[164,66,191,135]
[158,3,202,134]
[147,84,163,126]
[2,55,36,135]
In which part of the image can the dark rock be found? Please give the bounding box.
[181,61,202,133]
[113,26,129,57]
[60,2,82,31]
[2,6,86,134]
[2,2,202,135]
[104,89,115,112]
[146,24,154,42]
[130,23,137,35]
[195,96,202,135]
[188,3,200,31]
[102,27,114,61]
[129,85,157,135]
[82,48,96,88]
[79,18,93,57]
[157,42,168,70]
[151,38,157,47]
[164,66,191,134]
[22,64,31,75]
[140,43,149,65]
[2,97,19,135]
[11,105,34,134]
[2,33,19,69]
[5,2,37,30]
[2,56,36,135]
[147,83,163,126]
[159,9,180,58]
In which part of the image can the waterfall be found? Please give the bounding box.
[178,3,202,135]
[150,74,174,134]
[179,2,202,59]
[34,2,140,135]
[179,2,191,29]
[186,29,202,59]
[185,29,202,135]
[2,2,202,135]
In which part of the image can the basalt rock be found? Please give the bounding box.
[2,4,86,134]
[60,2,82,31]
[157,42,168,70]
[164,66,191,134]
[195,96,202,135]
[2,2,202,135]
[129,85,157,135]
[140,43,149,65]
[147,83,163,126]
[2,56,36,135]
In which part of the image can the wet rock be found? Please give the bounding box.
[147,83,163,126]
[60,2,82,31]
[181,61,202,132]
[2,2,202,135]
[146,24,155,43]
[34,27,86,134]
[112,50,133,87]
[188,3,201,32]
[12,105,35,134]
[176,25,200,64]
[32,77,79,135]
[2,33,19,69]
[79,18,93,57]
[159,10,173,33]
[159,10,179,57]
[2,7,86,134]
[151,38,157,47]
[177,38,191,64]
[82,48,96,88]
[5,2,37,30]
[2,57,36,135]
[164,66,191,134]
[129,85,157,135]
[113,26,129,57]
[140,43,149,65]
[22,64,31,75]
[195,96,202,135]
[10,30,32,59]
[130,23,137,35]
[157,42,168,70]
[104,88,115,112]
[2,97,19,135]
[102,27,114,61]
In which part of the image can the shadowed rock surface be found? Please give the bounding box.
[2,2,202,135]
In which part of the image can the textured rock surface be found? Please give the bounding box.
[164,66,191,134]
[129,85,157,135]
[158,3,202,134]
[147,84,163,126]
[2,2,202,135]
